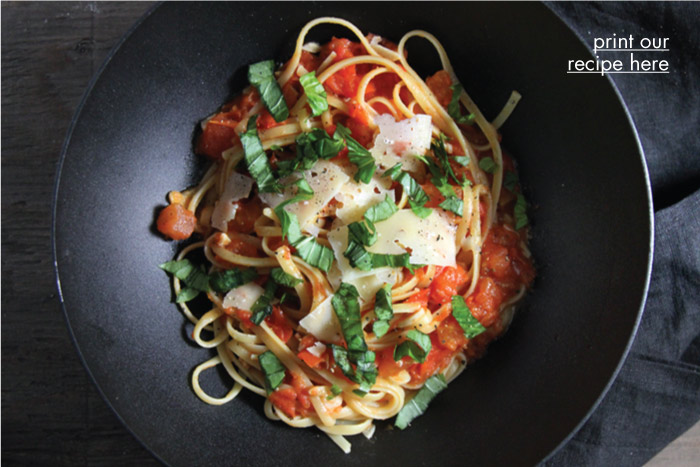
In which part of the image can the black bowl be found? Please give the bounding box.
[53,2,652,466]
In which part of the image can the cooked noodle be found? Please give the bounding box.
[157,17,534,454]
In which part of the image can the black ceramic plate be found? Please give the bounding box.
[54,3,653,466]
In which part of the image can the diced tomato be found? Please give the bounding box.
[223,236,259,257]
[289,372,312,411]
[367,72,400,100]
[156,204,197,240]
[268,387,298,418]
[422,182,446,208]
[196,90,259,160]
[481,225,535,290]
[408,333,454,385]
[481,243,512,281]
[265,307,293,343]
[269,373,313,419]
[266,236,288,252]
[321,38,364,98]
[376,347,411,379]
[233,308,254,329]
[196,122,239,161]
[429,265,469,306]
[344,116,374,147]
[297,349,324,368]
[425,70,453,108]
[227,197,263,234]
[298,334,317,352]
[347,100,371,126]
[256,109,282,130]
[299,50,322,73]
[436,315,469,352]
[406,288,431,308]
[465,277,506,328]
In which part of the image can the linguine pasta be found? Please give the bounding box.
[156,17,534,453]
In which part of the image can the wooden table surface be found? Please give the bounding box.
[1,2,698,465]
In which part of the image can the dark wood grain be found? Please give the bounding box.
[1,2,158,465]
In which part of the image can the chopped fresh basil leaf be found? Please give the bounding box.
[291,177,314,196]
[439,196,464,216]
[373,284,393,338]
[273,204,304,244]
[395,171,429,206]
[349,151,377,184]
[271,210,334,271]
[371,252,414,270]
[504,171,519,192]
[160,259,209,292]
[344,239,415,272]
[269,144,283,151]
[332,283,366,352]
[394,330,432,363]
[351,349,377,393]
[250,280,277,324]
[285,128,345,178]
[395,171,432,218]
[327,384,343,400]
[514,194,528,230]
[294,236,334,271]
[248,60,288,122]
[454,155,470,167]
[416,156,457,204]
[240,116,281,193]
[344,240,374,271]
[374,284,393,321]
[330,283,377,393]
[394,374,447,429]
[372,320,390,338]
[299,71,328,117]
[160,259,211,302]
[175,287,200,303]
[432,136,461,185]
[364,195,398,223]
[451,295,486,338]
[209,267,258,293]
[408,199,432,219]
[250,305,272,325]
[382,163,403,179]
[331,345,377,395]
[159,259,194,279]
[331,344,354,377]
[258,350,286,394]
[447,84,475,125]
[347,219,377,247]
[270,268,303,288]
[335,123,376,183]
[479,156,498,174]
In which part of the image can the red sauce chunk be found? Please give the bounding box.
[156,204,197,240]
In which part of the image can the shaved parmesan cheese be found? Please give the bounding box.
[211,172,254,231]
[335,175,395,224]
[370,114,433,173]
[299,296,343,343]
[222,282,264,311]
[368,210,457,267]
[326,224,399,303]
[259,160,349,233]
[306,341,327,358]
[302,42,321,53]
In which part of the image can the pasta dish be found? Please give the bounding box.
[156,17,534,453]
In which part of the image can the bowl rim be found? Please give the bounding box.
[51,3,655,465]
